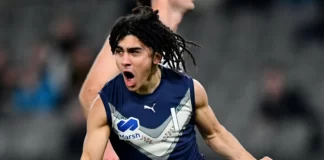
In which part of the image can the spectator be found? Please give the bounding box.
[0,48,17,116]
[70,44,94,92]
[12,43,59,113]
[256,62,322,159]
[51,16,83,54]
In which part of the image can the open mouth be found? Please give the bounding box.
[123,71,136,87]
[123,71,134,79]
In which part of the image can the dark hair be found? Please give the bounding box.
[136,0,151,6]
[109,6,199,72]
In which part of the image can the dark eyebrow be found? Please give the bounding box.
[127,47,142,52]
[115,46,123,51]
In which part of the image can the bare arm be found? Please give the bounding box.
[79,37,120,118]
[193,79,256,160]
[81,95,111,160]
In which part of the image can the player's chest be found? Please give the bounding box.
[110,92,193,144]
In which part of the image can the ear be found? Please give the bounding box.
[153,52,162,65]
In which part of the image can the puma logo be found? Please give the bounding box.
[144,103,156,113]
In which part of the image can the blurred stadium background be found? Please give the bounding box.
[0,0,323,159]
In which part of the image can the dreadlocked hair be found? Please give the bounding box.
[109,6,200,73]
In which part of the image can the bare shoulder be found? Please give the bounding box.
[193,79,208,109]
[87,95,108,130]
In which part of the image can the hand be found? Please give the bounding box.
[260,156,272,160]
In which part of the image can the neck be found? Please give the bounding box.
[152,1,185,32]
[136,66,161,95]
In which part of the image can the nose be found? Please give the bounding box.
[121,53,131,67]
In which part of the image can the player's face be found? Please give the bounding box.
[114,35,161,92]
[169,0,195,11]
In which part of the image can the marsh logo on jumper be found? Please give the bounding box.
[117,117,141,140]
